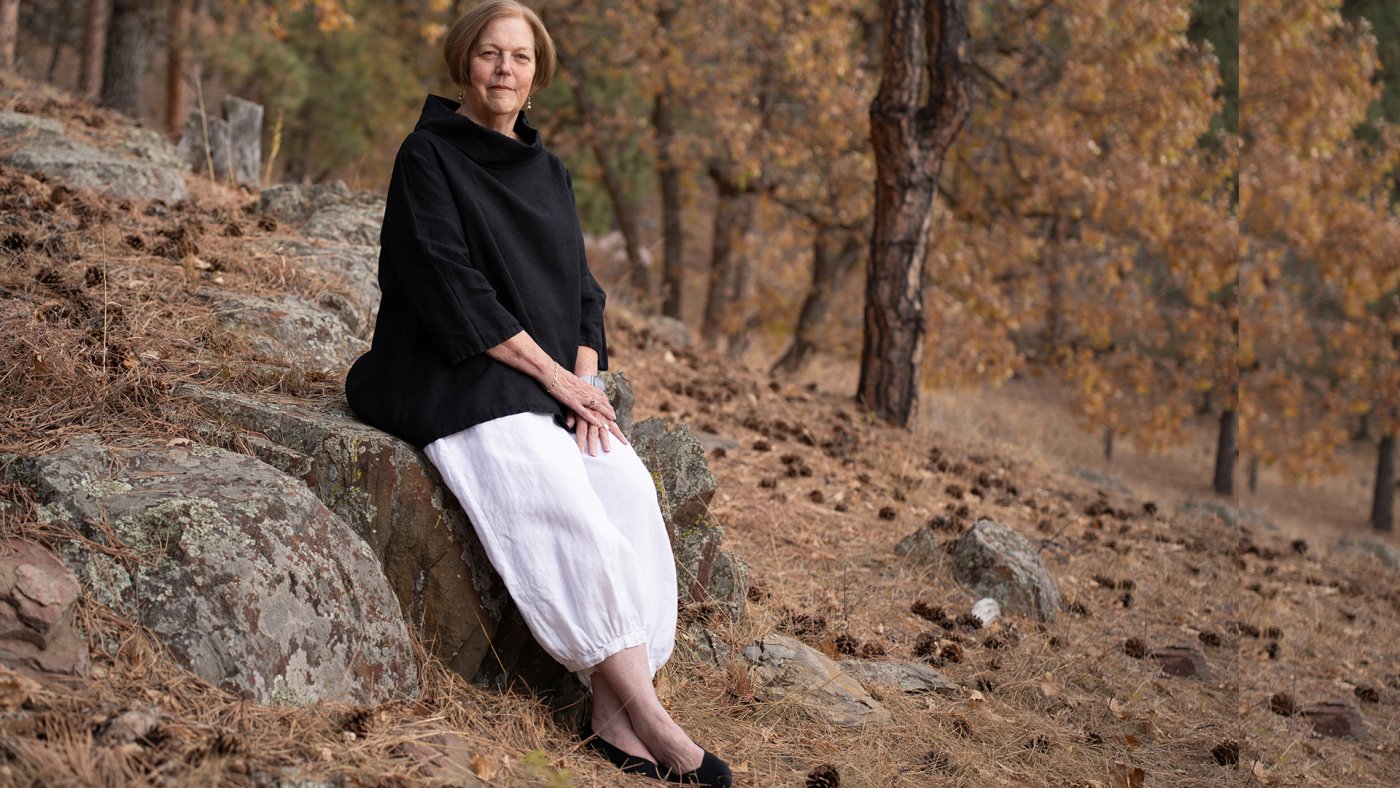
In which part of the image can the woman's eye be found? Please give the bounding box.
[515,54,531,63]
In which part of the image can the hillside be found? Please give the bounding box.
[2,72,1398,787]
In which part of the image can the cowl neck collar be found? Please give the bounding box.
[415,94,543,168]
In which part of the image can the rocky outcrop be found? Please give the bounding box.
[7,438,417,705]
[180,386,508,684]
[950,519,1062,622]
[175,96,263,189]
[0,539,90,677]
[261,239,381,338]
[740,634,893,728]
[258,181,385,246]
[841,660,961,697]
[193,288,368,374]
[1,110,188,203]
[630,418,749,620]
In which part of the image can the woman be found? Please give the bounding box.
[345,2,731,785]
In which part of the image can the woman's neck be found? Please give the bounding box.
[456,104,519,141]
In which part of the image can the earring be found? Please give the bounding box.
[457,89,463,103]
[526,94,532,111]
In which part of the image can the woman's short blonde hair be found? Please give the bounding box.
[444,0,556,94]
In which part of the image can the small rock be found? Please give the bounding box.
[1148,644,1209,679]
[949,519,1063,621]
[1299,700,1365,738]
[841,660,961,697]
[0,539,89,676]
[740,634,893,728]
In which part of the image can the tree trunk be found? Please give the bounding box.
[99,0,151,117]
[1372,434,1396,533]
[654,4,685,320]
[1103,426,1114,462]
[565,63,650,306]
[701,164,759,354]
[79,0,107,96]
[858,0,972,427]
[1247,454,1258,494]
[0,0,19,69]
[1212,407,1237,496]
[772,226,863,375]
[165,0,191,133]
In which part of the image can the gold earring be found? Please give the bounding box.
[526,95,532,111]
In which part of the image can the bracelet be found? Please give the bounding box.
[544,362,561,393]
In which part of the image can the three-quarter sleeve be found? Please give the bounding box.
[380,139,523,365]
[565,170,609,370]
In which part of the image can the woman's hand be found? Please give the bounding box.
[565,411,627,456]
[545,364,627,454]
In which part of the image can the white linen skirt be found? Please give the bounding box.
[425,411,677,687]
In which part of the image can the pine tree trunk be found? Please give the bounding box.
[1103,426,1114,462]
[702,164,758,352]
[654,4,685,319]
[1372,434,1396,533]
[165,0,191,133]
[79,0,106,96]
[99,0,150,117]
[772,226,863,376]
[858,0,972,427]
[0,0,19,69]
[1213,407,1237,496]
[1247,454,1258,494]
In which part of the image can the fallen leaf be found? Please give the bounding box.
[1251,760,1277,785]
[1039,673,1061,699]
[470,754,498,781]
[1123,734,1141,750]
[1108,762,1145,788]
[0,668,40,710]
[1109,697,1129,719]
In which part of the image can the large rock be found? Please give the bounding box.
[262,239,380,338]
[257,180,384,245]
[0,539,90,677]
[302,202,384,246]
[950,519,1062,622]
[4,127,188,203]
[1333,536,1400,570]
[194,288,367,374]
[7,438,417,705]
[175,96,263,189]
[740,634,892,728]
[180,387,508,683]
[630,418,748,619]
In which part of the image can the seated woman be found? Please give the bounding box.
[345,2,731,785]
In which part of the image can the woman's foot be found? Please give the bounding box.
[660,748,733,787]
[630,707,704,775]
[580,719,663,778]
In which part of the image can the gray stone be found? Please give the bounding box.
[0,539,90,676]
[7,438,417,705]
[1333,537,1400,570]
[1299,700,1365,738]
[179,387,508,681]
[194,288,367,374]
[262,239,381,338]
[950,519,1062,622]
[841,660,961,697]
[176,114,232,183]
[703,548,750,622]
[1069,467,1133,495]
[0,111,65,139]
[740,634,892,728]
[222,96,263,188]
[120,127,188,172]
[894,525,944,562]
[5,135,187,203]
[601,371,636,437]
[302,201,385,246]
[1148,643,1209,679]
[259,184,313,225]
[677,622,731,666]
[646,315,691,347]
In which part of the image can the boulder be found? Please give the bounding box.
[740,634,892,728]
[4,130,187,203]
[194,288,367,374]
[179,388,508,681]
[261,239,380,338]
[630,419,748,618]
[601,371,636,437]
[302,202,384,246]
[175,96,262,189]
[1148,643,1209,679]
[0,539,90,676]
[950,519,1062,622]
[841,660,961,697]
[7,437,417,705]
[1299,700,1366,738]
[1333,536,1400,570]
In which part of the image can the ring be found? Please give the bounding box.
[587,396,597,409]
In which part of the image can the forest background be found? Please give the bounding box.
[4,0,1399,533]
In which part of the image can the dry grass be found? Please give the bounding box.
[2,71,1399,786]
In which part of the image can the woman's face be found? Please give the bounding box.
[462,15,537,124]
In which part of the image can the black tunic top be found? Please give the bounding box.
[344,95,608,448]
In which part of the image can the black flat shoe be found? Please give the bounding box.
[580,720,664,779]
[661,749,733,787]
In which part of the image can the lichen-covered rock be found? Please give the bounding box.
[740,634,892,728]
[894,524,944,562]
[7,437,417,705]
[950,519,1062,622]
[4,134,188,203]
[194,288,367,374]
[0,539,90,676]
[180,387,508,682]
[600,371,636,437]
[841,660,961,697]
[302,202,384,246]
[262,239,380,338]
